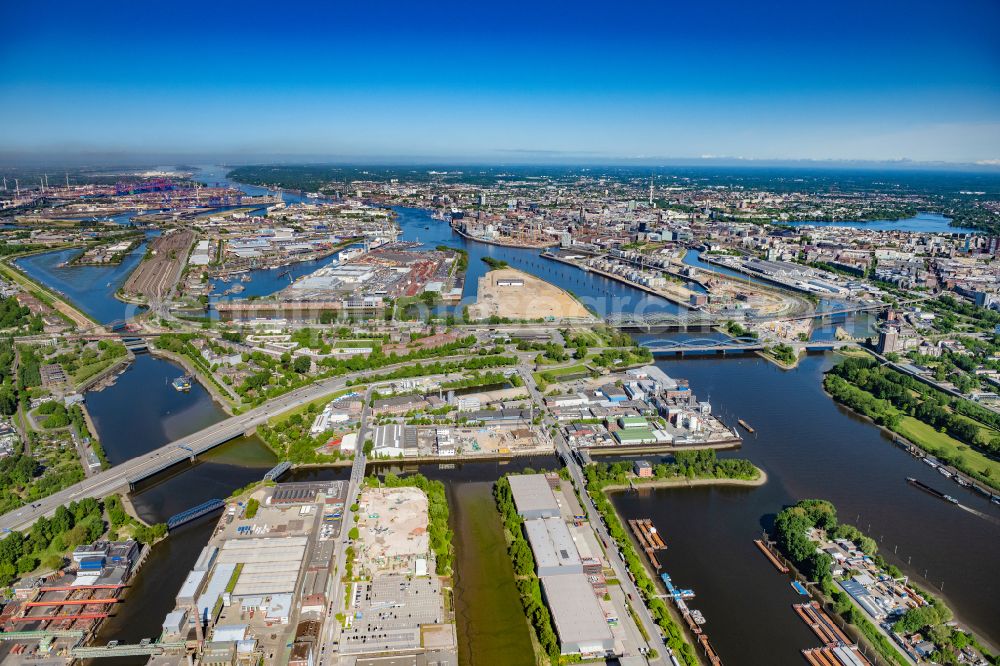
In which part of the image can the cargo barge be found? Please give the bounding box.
[753,538,789,573]
[660,573,721,665]
[906,477,958,504]
[628,518,666,569]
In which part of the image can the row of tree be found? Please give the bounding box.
[829,357,999,454]
[370,473,453,575]
[493,475,563,663]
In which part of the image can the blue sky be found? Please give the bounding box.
[2,0,999,163]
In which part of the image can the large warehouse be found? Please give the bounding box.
[216,536,308,597]
[507,473,560,519]
[541,574,616,656]
[524,517,582,577]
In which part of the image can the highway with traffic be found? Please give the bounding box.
[0,355,469,535]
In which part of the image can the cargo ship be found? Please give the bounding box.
[172,376,192,392]
[906,477,958,504]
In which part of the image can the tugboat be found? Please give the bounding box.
[172,375,192,392]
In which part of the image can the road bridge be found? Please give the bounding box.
[0,373,353,534]
[71,641,187,658]
[0,355,478,535]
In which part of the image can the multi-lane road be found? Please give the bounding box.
[0,374,357,534]
[0,353,485,535]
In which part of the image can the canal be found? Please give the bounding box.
[22,169,994,662]
[611,352,1000,664]
[14,236,152,324]
[84,353,231,465]
[97,456,553,666]
[89,435,279,662]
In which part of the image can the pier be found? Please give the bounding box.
[659,573,722,665]
[754,539,789,573]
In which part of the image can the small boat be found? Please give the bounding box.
[938,467,953,478]
[738,419,755,433]
[172,376,192,392]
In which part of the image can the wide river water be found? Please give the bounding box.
[615,350,1000,663]
[18,167,996,663]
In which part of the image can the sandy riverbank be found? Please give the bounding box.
[468,267,594,320]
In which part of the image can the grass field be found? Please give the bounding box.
[895,416,1000,483]
[533,363,591,386]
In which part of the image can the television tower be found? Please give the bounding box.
[648,175,654,205]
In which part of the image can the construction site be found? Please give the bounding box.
[468,268,593,321]
[340,485,456,659]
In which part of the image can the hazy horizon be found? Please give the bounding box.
[2,153,1000,173]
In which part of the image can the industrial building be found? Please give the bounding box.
[216,537,307,597]
[540,574,616,656]
[524,517,582,576]
[507,473,561,519]
[372,423,419,457]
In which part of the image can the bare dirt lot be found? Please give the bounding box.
[468,268,592,320]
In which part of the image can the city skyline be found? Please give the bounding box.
[2,0,999,164]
